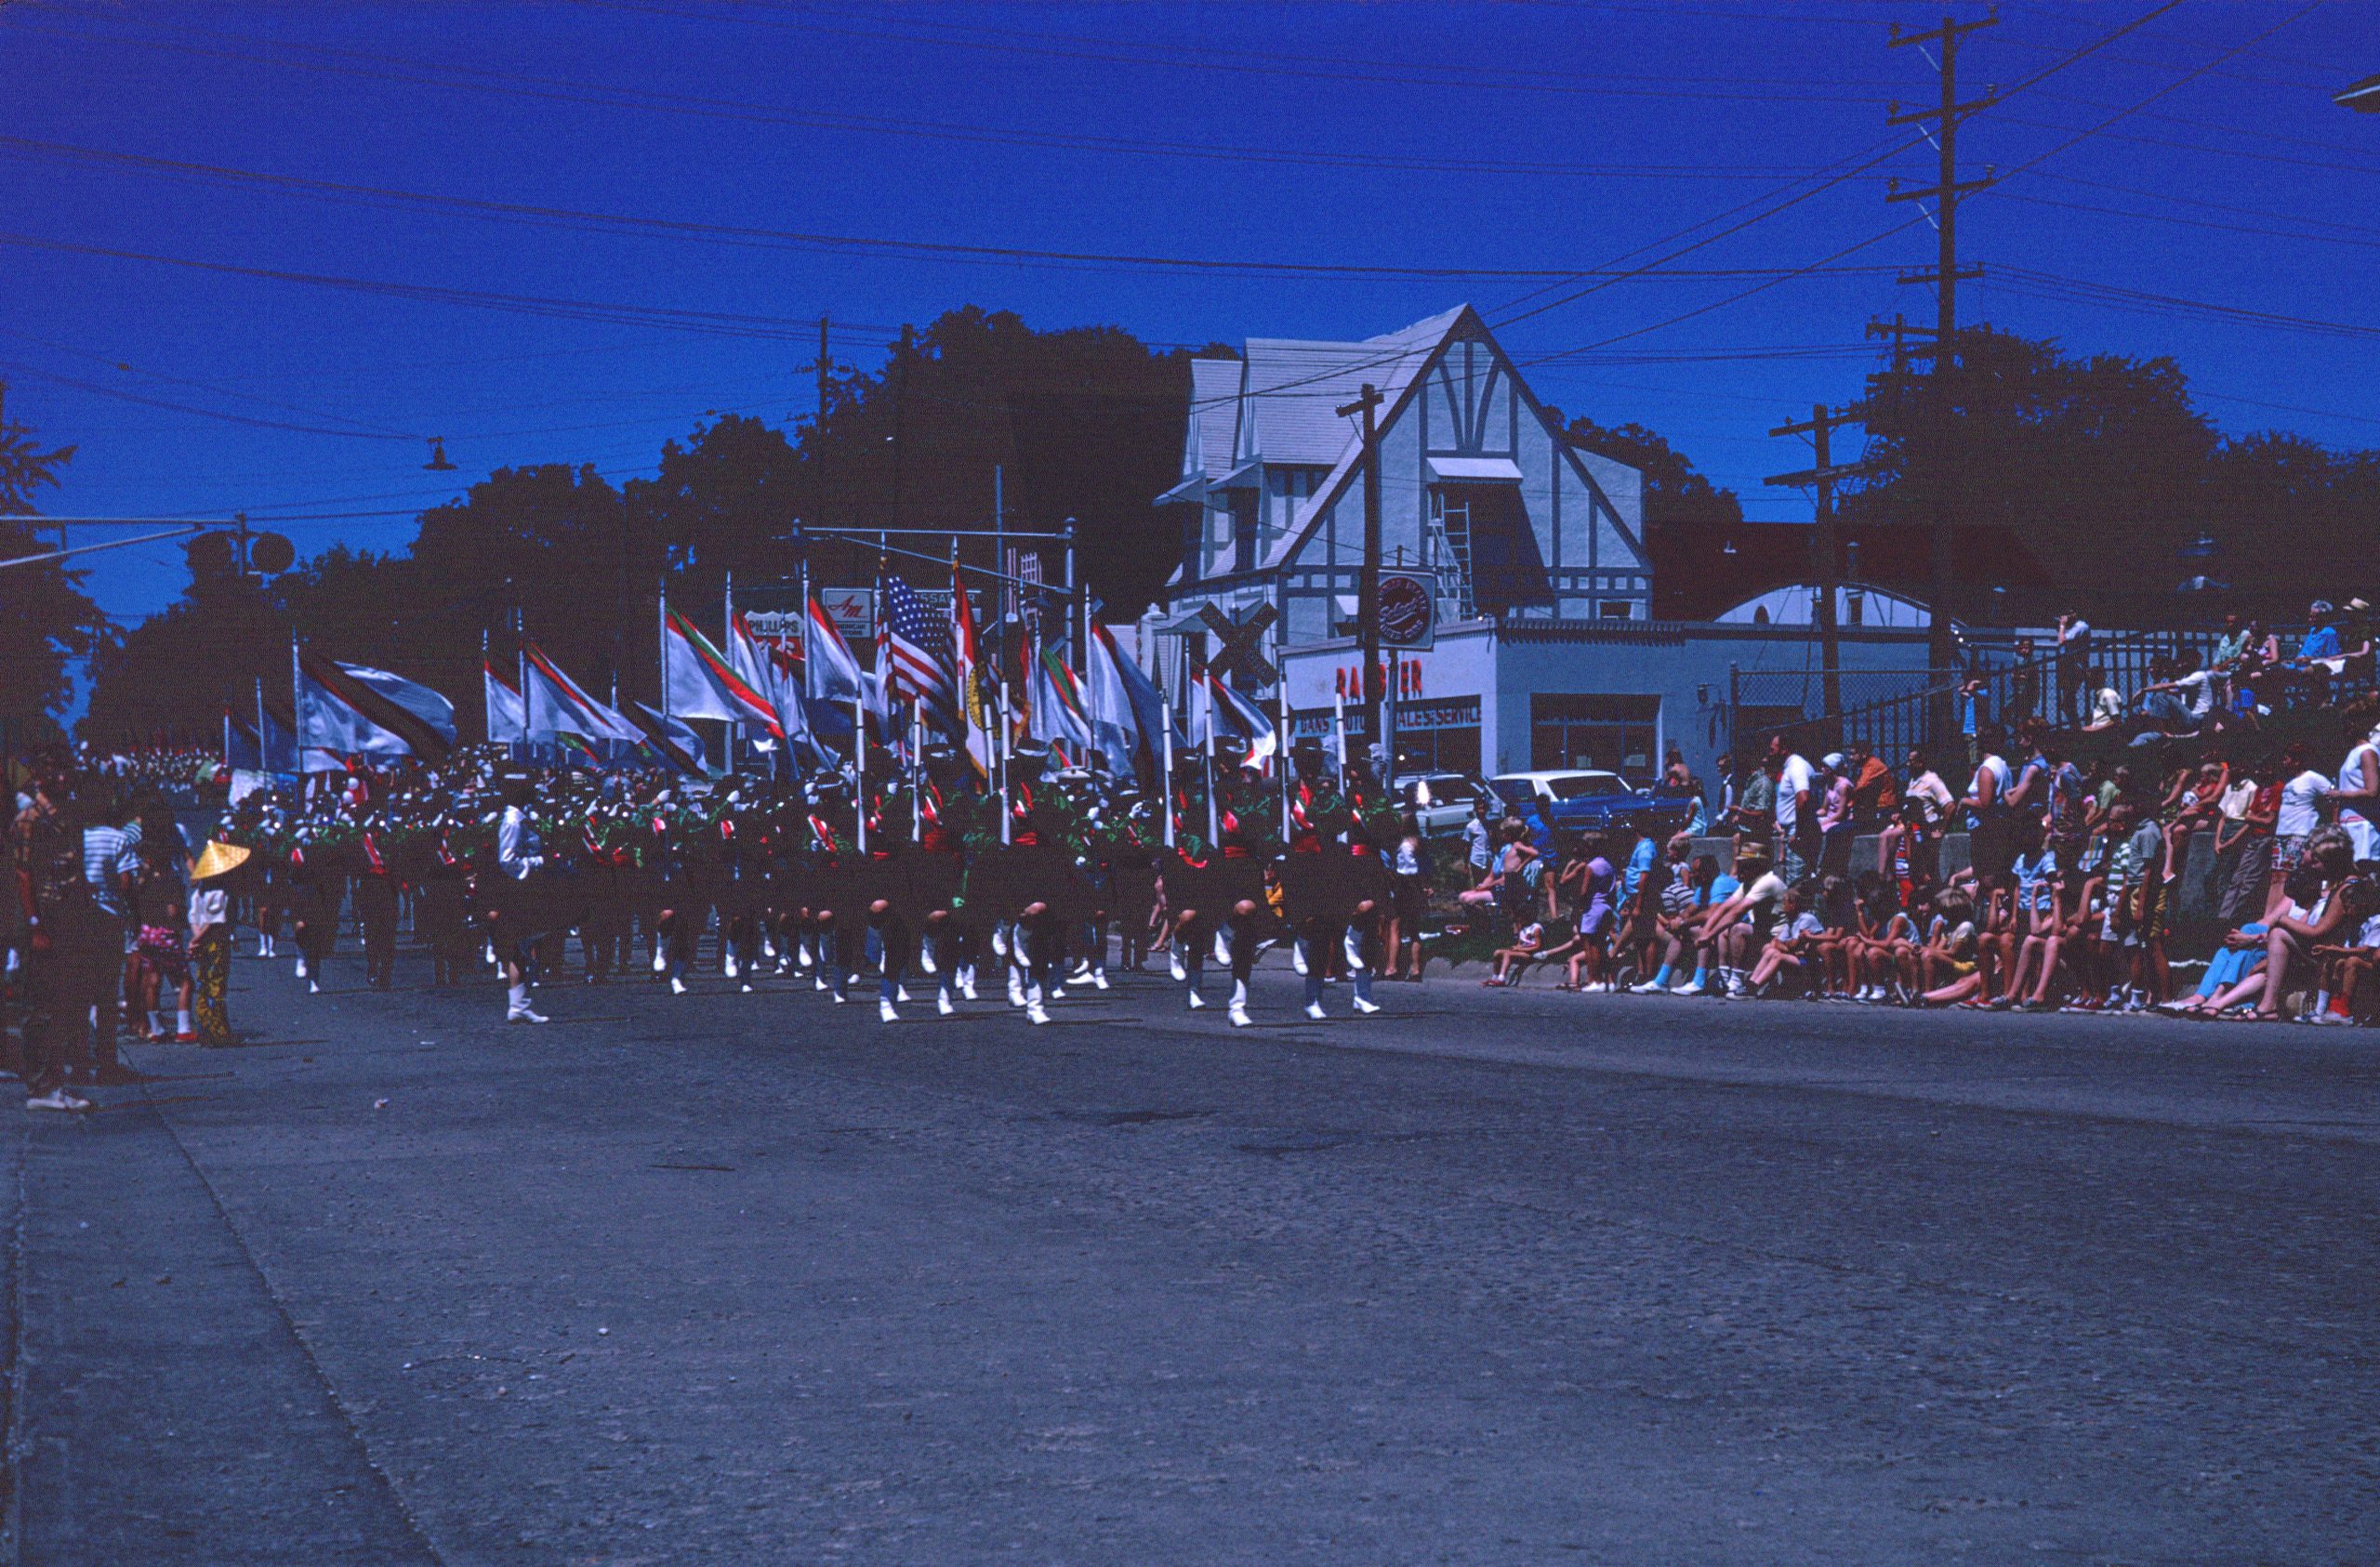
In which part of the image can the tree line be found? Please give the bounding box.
[4,308,2373,744]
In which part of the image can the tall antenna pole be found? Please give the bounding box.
[1336,382,1386,775]
[1888,12,1997,717]
[1767,403,1869,740]
[813,315,831,533]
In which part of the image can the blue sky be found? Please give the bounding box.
[4,0,2375,631]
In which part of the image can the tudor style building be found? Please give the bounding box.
[1144,305,1970,783]
[1156,305,1650,644]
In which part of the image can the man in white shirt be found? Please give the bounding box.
[494,783,549,1024]
[2276,742,2333,881]
[1770,741,1816,881]
[2337,724,2380,863]
[2056,613,2094,726]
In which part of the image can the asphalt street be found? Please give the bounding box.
[5,946,2375,1564]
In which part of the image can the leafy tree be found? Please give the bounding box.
[2202,431,2380,604]
[1554,413,1744,528]
[0,387,108,741]
[791,307,1214,614]
[1844,327,2214,613]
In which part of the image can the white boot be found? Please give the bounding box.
[506,984,549,1024]
[919,940,939,975]
[879,997,899,1023]
[959,964,979,1002]
[1229,980,1251,1028]
[797,936,816,971]
[1186,987,1207,1011]
[1304,999,1327,1021]
[1169,948,1187,982]
[670,975,689,995]
[1342,928,1368,972]
[1007,968,1027,1008]
[990,924,1011,958]
[723,952,739,980]
[1292,939,1309,977]
[937,984,956,1017]
[1213,929,1232,967]
[1026,984,1051,1026]
[652,947,668,974]
[1092,967,1110,992]
[294,956,308,981]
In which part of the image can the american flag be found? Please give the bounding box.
[879,574,959,728]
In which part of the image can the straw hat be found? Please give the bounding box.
[189,840,252,882]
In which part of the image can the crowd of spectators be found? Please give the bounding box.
[1450,604,2380,1023]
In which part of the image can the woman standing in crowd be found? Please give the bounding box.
[186,840,247,1046]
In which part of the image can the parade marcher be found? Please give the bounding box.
[354,814,402,992]
[186,839,248,1046]
[13,762,100,1111]
[410,825,473,988]
[284,825,337,996]
[493,780,551,1023]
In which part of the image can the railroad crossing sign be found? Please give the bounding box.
[1198,600,1279,687]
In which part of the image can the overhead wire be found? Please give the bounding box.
[0,142,1920,283]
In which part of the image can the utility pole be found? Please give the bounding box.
[889,323,913,533]
[808,316,832,534]
[1336,382,1385,770]
[1887,11,1996,711]
[1766,403,1869,736]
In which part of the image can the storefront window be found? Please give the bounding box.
[1529,694,1659,777]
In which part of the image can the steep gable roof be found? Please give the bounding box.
[1184,357,1242,481]
[1254,305,1487,571]
[1228,305,1468,473]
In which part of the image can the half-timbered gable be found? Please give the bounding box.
[1157,305,1649,661]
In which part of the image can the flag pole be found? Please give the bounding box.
[290,630,304,790]
[1276,695,1291,839]
[853,679,866,856]
[515,605,527,766]
[1160,656,1175,849]
[254,676,266,773]
[998,677,1013,846]
[723,569,736,779]
[1332,676,1347,792]
[1202,670,1219,849]
[910,700,922,840]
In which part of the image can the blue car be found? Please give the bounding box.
[1487,770,1699,840]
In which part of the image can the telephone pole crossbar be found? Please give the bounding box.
[1766,403,1870,730]
[1886,9,1998,707]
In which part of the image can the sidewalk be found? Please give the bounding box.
[1,1086,433,1565]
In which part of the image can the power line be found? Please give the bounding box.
[0,325,426,439]
[1990,267,2380,346]
[0,359,423,441]
[0,139,1909,283]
